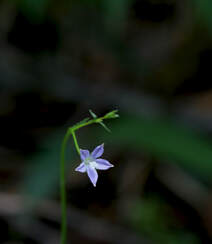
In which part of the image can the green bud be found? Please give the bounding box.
[104,110,119,119]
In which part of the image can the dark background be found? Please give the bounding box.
[1,0,212,243]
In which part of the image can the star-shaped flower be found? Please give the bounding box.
[75,144,114,186]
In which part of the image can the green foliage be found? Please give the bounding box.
[193,0,212,35]
[19,0,51,22]
[130,197,199,244]
[101,0,132,32]
[104,115,212,180]
[101,0,132,20]
[20,131,77,207]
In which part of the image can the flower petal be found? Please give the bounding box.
[95,158,114,170]
[80,149,90,161]
[87,166,98,187]
[91,144,104,158]
[75,162,86,173]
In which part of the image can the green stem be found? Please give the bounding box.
[72,130,80,155]
[60,114,112,244]
[60,129,81,244]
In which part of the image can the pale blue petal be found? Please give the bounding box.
[87,166,98,187]
[75,163,86,173]
[91,144,104,158]
[80,149,90,161]
[95,159,114,170]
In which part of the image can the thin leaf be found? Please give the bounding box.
[89,109,97,119]
[99,121,111,133]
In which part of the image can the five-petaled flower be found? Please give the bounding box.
[75,144,114,187]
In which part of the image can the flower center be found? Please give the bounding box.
[84,156,94,165]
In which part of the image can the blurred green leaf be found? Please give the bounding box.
[105,115,212,179]
[193,0,212,35]
[20,131,77,207]
[130,197,199,244]
[19,0,50,22]
[101,0,132,31]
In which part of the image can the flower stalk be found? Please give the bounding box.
[60,110,119,244]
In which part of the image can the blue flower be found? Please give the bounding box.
[75,144,114,187]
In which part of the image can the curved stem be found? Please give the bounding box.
[60,129,81,244]
[60,129,71,244]
[72,131,80,155]
[59,114,114,244]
